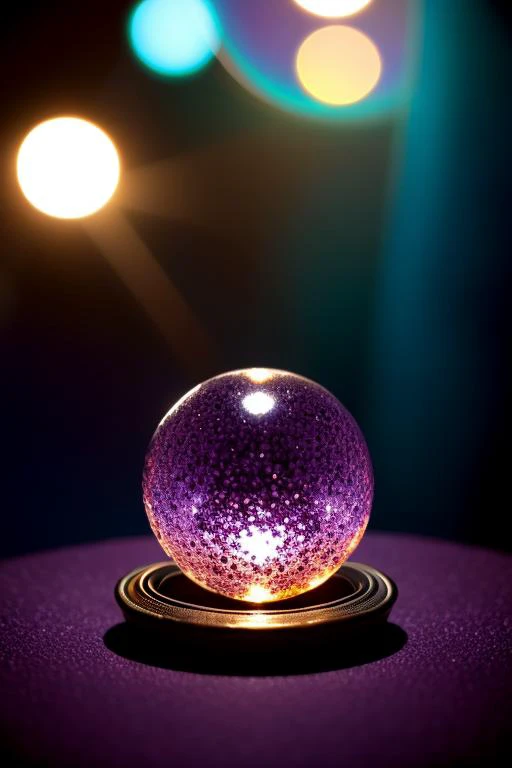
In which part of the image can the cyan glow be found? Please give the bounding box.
[129,0,221,77]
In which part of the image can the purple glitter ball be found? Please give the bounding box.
[143,368,373,603]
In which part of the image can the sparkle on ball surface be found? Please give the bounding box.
[293,0,374,19]
[17,117,120,219]
[129,0,220,77]
[143,368,373,603]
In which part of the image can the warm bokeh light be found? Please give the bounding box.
[295,25,382,106]
[129,0,220,76]
[293,0,374,18]
[17,117,120,219]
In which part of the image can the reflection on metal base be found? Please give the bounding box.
[116,560,397,632]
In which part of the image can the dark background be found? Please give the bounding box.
[1,0,510,558]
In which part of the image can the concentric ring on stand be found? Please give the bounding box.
[116,560,397,631]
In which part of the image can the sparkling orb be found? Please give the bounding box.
[17,117,120,219]
[143,368,373,602]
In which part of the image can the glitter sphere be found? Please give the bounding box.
[143,369,373,602]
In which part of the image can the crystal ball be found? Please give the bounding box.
[143,368,373,603]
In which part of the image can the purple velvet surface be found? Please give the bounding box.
[1,533,510,767]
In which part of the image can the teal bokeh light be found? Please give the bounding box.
[129,0,221,77]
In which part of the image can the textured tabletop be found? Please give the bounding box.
[1,533,511,767]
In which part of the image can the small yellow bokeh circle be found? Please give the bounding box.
[295,25,382,106]
[17,116,120,219]
[293,0,374,19]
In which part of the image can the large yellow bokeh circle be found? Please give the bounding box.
[295,25,382,106]
[17,117,120,219]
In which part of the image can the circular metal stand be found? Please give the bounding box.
[116,560,397,632]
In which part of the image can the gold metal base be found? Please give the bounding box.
[115,560,397,632]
